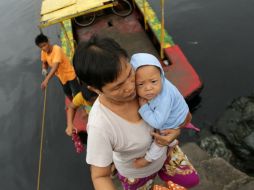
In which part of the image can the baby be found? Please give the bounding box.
[130,53,199,168]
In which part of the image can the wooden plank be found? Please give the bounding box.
[41,0,76,15]
[40,0,113,27]
[164,45,203,98]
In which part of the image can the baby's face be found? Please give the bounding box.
[135,65,162,101]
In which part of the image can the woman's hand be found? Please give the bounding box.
[151,128,181,146]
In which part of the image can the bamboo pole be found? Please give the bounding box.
[160,0,165,59]
[143,0,148,30]
[60,22,74,58]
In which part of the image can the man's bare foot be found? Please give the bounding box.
[133,158,151,168]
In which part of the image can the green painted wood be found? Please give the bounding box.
[60,19,75,61]
[135,0,174,47]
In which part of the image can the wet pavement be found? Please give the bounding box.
[0,0,254,189]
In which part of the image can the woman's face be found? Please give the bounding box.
[100,58,136,103]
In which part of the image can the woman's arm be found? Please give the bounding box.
[91,165,116,190]
[151,128,181,146]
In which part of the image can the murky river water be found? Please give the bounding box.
[0,0,254,189]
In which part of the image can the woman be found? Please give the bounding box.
[73,37,199,190]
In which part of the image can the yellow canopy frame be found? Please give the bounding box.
[39,0,114,28]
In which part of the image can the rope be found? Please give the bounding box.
[36,86,47,190]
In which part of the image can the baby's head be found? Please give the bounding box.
[130,53,163,101]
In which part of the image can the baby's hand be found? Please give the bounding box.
[133,157,150,168]
[138,97,148,106]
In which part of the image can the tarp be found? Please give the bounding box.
[40,0,114,27]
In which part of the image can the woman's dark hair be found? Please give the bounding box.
[35,33,48,46]
[73,36,128,91]
[80,84,97,101]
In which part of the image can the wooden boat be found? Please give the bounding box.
[39,0,203,133]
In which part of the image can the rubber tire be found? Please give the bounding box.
[74,12,96,27]
[111,0,133,17]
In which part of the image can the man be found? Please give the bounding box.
[35,33,79,99]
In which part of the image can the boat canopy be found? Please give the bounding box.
[40,0,114,27]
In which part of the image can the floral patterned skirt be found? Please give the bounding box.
[117,146,199,190]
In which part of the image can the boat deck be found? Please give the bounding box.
[74,12,160,58]
[72,10,202,99]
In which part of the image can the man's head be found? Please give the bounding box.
[35,34,51,53]
[74,36,136,103]
[130,53,163,101]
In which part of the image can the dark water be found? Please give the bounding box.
[152,0,254,127]
[150,0,254,141]
[1,0,254,189]
[0,0,92,189]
